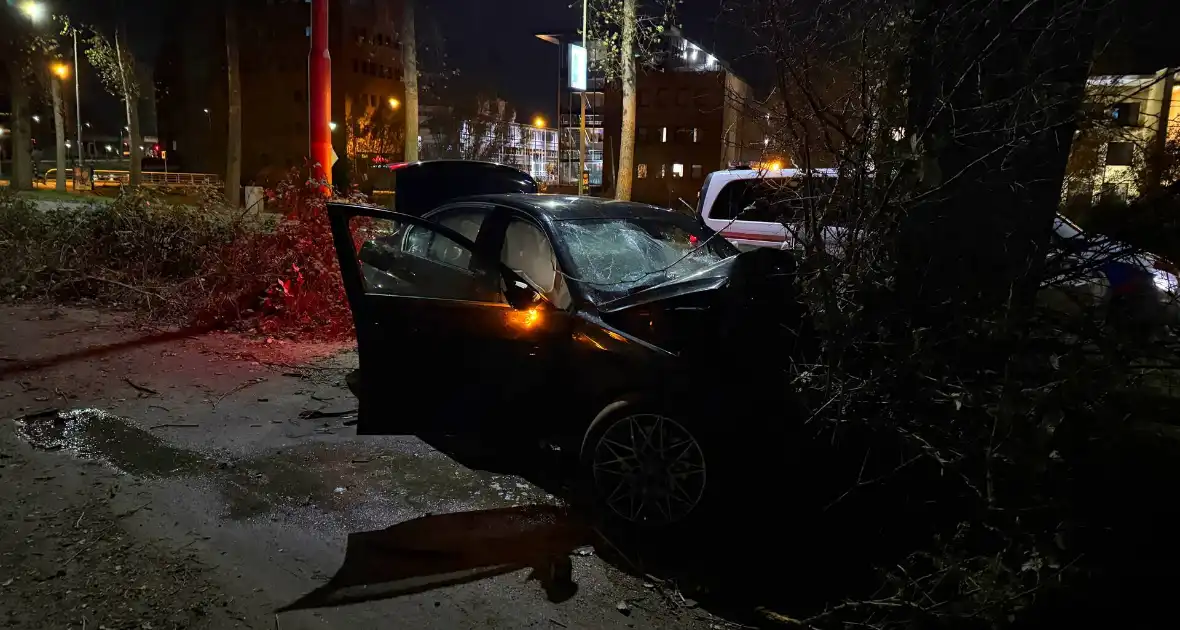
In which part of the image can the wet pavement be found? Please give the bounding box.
[0,306,721,629]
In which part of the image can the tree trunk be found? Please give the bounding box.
[898,1,1098,318]
[7,61,33,191]
[52,78,67,191]
[401,0,419,163]
[115,26,141,188]
[128,96,142,188]
[614,0,637,201]
[225,0,242,206]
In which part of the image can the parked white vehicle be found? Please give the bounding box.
[695,167,837,251]
[694,167,1179,324]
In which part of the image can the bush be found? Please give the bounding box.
[0,188,258,320]
[0,168,367,339]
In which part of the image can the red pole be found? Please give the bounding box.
[309,0,333,187]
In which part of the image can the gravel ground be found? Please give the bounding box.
[0,305,726,630]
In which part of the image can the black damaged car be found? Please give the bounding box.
[329,161,804,531]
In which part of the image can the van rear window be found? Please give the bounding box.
[709,178,837,223]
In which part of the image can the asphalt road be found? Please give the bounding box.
[0,305,720,629]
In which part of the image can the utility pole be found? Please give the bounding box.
[578,0,587,195]
[309,0,333,186]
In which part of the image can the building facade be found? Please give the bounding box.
[535,33,606,192]
[1064,68,1180,207]
[156,0,407,191]
[601,30,766,208]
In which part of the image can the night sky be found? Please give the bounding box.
[49,0,736,132]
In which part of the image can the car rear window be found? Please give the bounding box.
[709,177,838,223]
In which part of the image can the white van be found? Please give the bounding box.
[695,167,838,251]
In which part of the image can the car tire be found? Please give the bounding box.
[577,398,724,536]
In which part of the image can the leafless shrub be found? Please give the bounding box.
[714,0,1180,626]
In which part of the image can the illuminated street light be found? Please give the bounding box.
[0,127,7,136]
[203,108,210,114]
[388,97,400,110]
[51,62,70,79]
[533,116,546,129]
[19,1,47,23]
[329,121,338,132]
[32,115,40,123]
[105,145,113,152]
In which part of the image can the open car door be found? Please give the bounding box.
[328,203,561,437]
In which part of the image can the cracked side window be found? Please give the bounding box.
[352,215,503,303]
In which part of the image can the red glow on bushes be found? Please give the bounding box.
[192,162,371,339]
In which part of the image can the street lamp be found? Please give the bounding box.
[533,116,546,129]
[329,121,338,132]
[32,116,41,123]
[51,63,69,79]
[19,1,47,23]
[388,97,400,110]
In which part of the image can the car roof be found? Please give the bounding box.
[705,167,839,185]
[454,193,679,221]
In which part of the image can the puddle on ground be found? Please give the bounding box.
[223,443,559,520]
[13,408,557,522]
[14,408,208,476]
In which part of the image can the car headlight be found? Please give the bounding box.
[1151,267,1179,296]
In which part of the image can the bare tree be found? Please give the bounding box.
[587,0,676,199]
[420,95,516,161]
[1,7,37,191]
[401,0,419,163]
[50,64,67,191]
[84,25,142,188]
[225,0,242,206]
[346,107,405,158]
[616,0,637,200]
[701,0,1171,626]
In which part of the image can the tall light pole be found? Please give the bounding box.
[309,0,333,187]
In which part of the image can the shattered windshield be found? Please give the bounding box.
[554,217,738,301]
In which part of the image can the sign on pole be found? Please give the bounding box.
[568,44,587,91]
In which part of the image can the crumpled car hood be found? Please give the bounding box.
[597,256,739,314]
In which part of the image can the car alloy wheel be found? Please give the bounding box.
[590,413,707,526]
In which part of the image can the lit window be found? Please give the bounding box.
[657,164,666,178]
[637,164,648,179]
[691,165,703,179]
[672,163,684,178]
[692,128,700,142]
[661,127,667,143]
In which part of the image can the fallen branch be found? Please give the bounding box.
[149,422,200,430]
[299,408,357,420]
[212,377,267,408]
[123,376,160,396]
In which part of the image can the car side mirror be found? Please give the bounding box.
[503,276,544,310]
